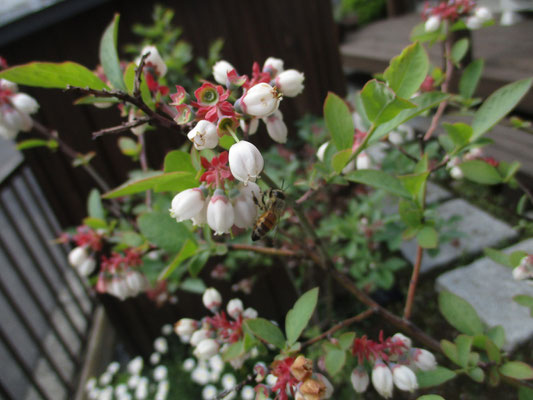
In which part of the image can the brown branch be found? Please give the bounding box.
[404,245,424,320]
[390,142,419,162]
[134,52,149,98]
[92,116,150,138]
[215,375,254,400]
[302,308,376,348]
[229,243,301,257]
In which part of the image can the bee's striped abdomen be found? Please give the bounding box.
[251,211,278,241]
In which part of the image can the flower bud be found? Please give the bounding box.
[275,69,305,97]
[77,257,97,277]
[412,348,437,371]
[207,191,235,235]
[126,270,146,295]
[170,188,206,222]
[154,337,168,354]
[109,277,129,300]
[466,15,482,30]
[174,318,198,337]
[475,6,492,22]
[153,365,168,382]
[241,385,255,400]
[425,15,441,32]
[242,307,258,319]
[183,358,196,372]
[68,246,88,267]
[263,110,288,143]
[11,93,39,115]
[127,356,143,375]
[513,265,531,281]
[203,287,222,311]
[212,60,235,86]
[371,362,393,399]
[392,333,412,350]
[391,364,418,392]
[141,45,167,77]
[222,373,237,390]
[0,79,17,92]
[241,83,280,117]
[187,120,219,150]
[193,338,220,360]
[226,298,244,319]
[351,367,370,393]
[316,142,329,162]
[356,152,371,170]
[263,57,284,77]
[233,195,257,229]
[190,329,212,347]
[150,352,161,365]
[450,165,464,180]
[202,384,217,400]
[191,366,210,385]
[229,141,264,183]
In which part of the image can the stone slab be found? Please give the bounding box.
[436,239,533,351]
[401,199,518,273]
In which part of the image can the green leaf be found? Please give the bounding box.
[514,295,533,316]
[164,150,195,173]
[459,160,503,185]
[398,200,423,227]
[399,171,429,205]
[371,92,449,143]
[120,231,143,247]
[323,92,354,151]
[16,139,58,150]
[441,339,459,365]
[384,42,429,99]
[338,332,356,351]
[417,396,445,400]
[360,80,415,125]
[245,318,286,349]
[0,62,108,89]
[499,362,533,380]
[484,248,513,268]
[83,217,107,230]
[472,78,533,139]
[87,189,105,220]
[417,225,438,248]
[511,251,528,267]
[102,171,197,198]
[451,38,469,65]
[99,14,126,91]
[345,169,411,198]
[519,387,533,400]
[123,62,154,109]
[187,250,211,277]
[332,149,353,174]
[439,291,484,335]
[285,287,319,345]
[486,325,506,349]
[74,96,119,106]
[442,122,473,147]
[158,239,198,280]
[468,367,485,383]
[325,347,346,376]
[222,340,245,362]
[456,335,473,367]
[219,134,235,150]
[460,59,484,99]
[416,367,456,388]
[484,337,501,363]
[498,161,521,183]
[180,278,206,294]
[138,211,192,253]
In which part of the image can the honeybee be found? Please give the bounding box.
[252,189,286,241]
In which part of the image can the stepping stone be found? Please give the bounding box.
[401,199,518,273]
[436,239,533,352]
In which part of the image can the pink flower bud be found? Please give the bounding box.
[412,348,437,371]
[174,318,198,337]
[207,192,235,235]
[425,15,441,32]
[351,367,369,393]
[202,287,222,311]
[68,246,89,267]
[226,298,244,319]
[212,60,235,86]
[263,57,284,77]
[275,69,305,97]
[263,110,288,143]
[77,257,96,277]
[513,265,531,281]
[193,338,220,360]
[140,45,167,77]
[241,83,280,117]
[391,365,418,392]
[170,188,206,222]
[187,120,219,150]
[229,141,264,183]
[11,93,39,115]
[371,362,393,399]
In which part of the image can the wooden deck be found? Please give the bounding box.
[340,13,533,114]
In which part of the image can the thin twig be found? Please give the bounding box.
[214,375,253,400]
[138,132,151,210]
[390,142,419,162]
[134,52,149,98]
[92,117,150,138]
[302,308,376,348]
[229,243,300,257]
[403,245,424,320]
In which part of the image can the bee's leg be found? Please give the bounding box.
[252,192,263,210]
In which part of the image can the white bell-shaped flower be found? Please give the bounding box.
[371,362,393,399]
[170,188,206,222]
[412,348,437,371]
[193,338,220,360]
[109,277,129,300]
[174,318,198,337]
[187,120,219,150]
[391,364,418,392]
[241,83,280,117]
[263,57,284,77]
[140,45,167,77]
[207,191,235,235]
[466,15,483,30]
[126,270,146,295]
[351,367,370,393]
[233,195,257,229]
[127,356,143,375]
[275,69,305,97]
[202,287,222,311]
[153,365,168,382]
[68,246,89,267]
[228,141,264,183]
[190,329,212,347]
[425,15,441,32]
[263,110,288,143]
[475,6,492,22]
[11,93,39,115]
[226,298,244,319]
[212,60,235,86]
[77,257,96,277]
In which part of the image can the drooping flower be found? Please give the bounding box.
[424,15,441,32]
[371,362,393,398]
[275,69,305,97]
[240,83,280,118]
[228,141,264,183]
[263,110,288,143]
[203,287,222,311]
[351,367,370,393]
[194,338,220,360]
[207,190,235,235]
[169,188,206,222]
[187,120,219,150]
[226,298,244,319]
[263,57,284,77]
[391,364,418,392]
[212,60,236,86]
[140,45,167,77]
[411,348,437,371]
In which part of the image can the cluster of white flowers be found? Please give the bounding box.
[68,246,97,277]
[513,254,533,283]
[424,6,492,33]
[0,79,39,140]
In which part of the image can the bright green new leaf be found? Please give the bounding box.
[459,59,484,99]
[451,38,469,65]
[83,217,107,230]
[417,225,438,248]
[87,189,105,220]
[484,248,513,268]
[345,170,411,198]
[370,92,449,143]
[416,367,456,388]
[180,278,206,294]
[245,318,286,349]
[16,139,57,150]
[456,335,473,367]
[439,291,484,335]
[499,361,533,380]
[384,42,429,98]
[468,367,485,383]
[323,92,354,151]
[99,14,127,91]
[332,149,353,174]
[486,325,506,349]
[138,211,192,253]
[498,160,521,183]
[0,62,108,90]
[441,339,459,365]
[158,239,198,280]
[510,250,528,267]
[360,80,415,125]
[325,347,346,376]
[164,150,195,173]
[459,160,502,185]
[514,295,533,316]
[222,340,245,362]
[102,171,197,198]
[285,287,319,345]
[219,134,236,150]
[338,332,356,351]
[442,122,473,147]
[472,77,533,139]
[399,171,429,205]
